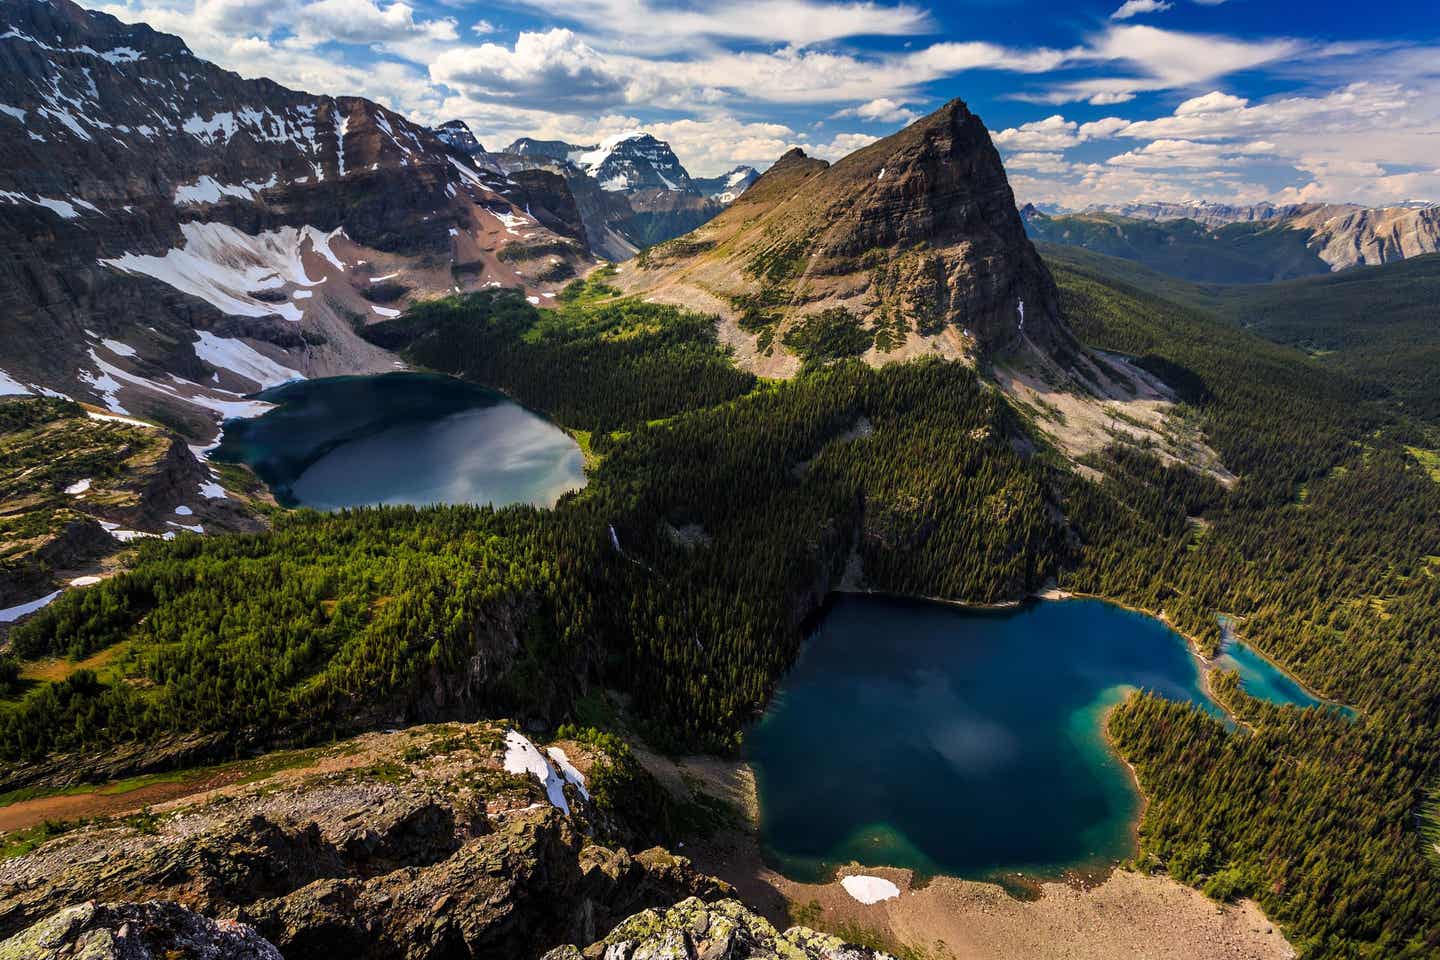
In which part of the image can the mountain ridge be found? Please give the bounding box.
[1031,200,1440,275]
[0,0,592,439]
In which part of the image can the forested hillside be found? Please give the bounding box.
[1040,245,1440,426]
[4,265,1440,956]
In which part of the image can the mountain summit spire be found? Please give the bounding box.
[616,98,1076,376]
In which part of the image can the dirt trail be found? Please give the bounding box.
[0,769,247,833]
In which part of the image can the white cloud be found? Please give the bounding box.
[1110,0,1173,21]
[430,29,646,109]
[471,19,497,34]
[834,98,919,124]
[1025,25,1302,104]
[993,115,1081,151]
[994,114,1130,151]
[1105,138,1275,168]
[501,0,932,54]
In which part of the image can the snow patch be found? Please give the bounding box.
[174,505,193,516]
[192,330,302,390]
[99,338,137,357]
[64,478,91,496]
[840,876,900,904]
[0,590,63,623]
[99,221,346,323]
[503,730,574,814]
[0,366,31,396]
[545,747,590,800]
[174,174,275,206]
[69,575,104,587]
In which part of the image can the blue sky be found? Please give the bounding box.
[96,0,1440,207]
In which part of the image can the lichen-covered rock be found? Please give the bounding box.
[0,723,731,960]
[552,898,896,960]
[0,901,282,960]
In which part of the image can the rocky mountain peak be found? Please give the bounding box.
[571,131,695,193]
[694,165,760,203]
[617,99,1076,376]
[434,119,484,156]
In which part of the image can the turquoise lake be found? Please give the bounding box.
[213,373,586,511]
[1214,616,1327,710]
[747,594,1323,885]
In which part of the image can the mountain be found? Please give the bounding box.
[569,132,695,193]
[693,165,759,203]
[0,0,593,440]
[617,100,1079,377]
[496,133,742,256]
[433,119,484,156]
[1033,201,1440,278]
[505,136,576,162]
[1085,200,1293,229]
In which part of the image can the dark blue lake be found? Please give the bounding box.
[213,373,585,511]
[747,595,1228,884]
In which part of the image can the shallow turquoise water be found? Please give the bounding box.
[1214,638,1324,708]
[746,595,1228,884]
[213,373,585,511]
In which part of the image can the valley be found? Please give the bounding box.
[1,3,1439,958]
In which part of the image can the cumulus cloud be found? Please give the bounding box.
[994,114,1129,151]
[834,98,920,124]
[429,29,631,108]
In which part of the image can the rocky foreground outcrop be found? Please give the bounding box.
[0,901,282,960]
[542,897,896,960]
[0,723,730,959]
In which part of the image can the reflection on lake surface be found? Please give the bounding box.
[748,595,1226,883]
[213,373,585,511]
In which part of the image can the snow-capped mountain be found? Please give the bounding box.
[0,0,591,438]
[567,132,694,193]
[494,134,755,257]
[693,166,759,203]
[433,119,485,156]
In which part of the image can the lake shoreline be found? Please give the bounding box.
[633,743,1294,960]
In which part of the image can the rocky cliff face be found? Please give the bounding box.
[620,100,1078,377]
[0,719,899,960]
[0,0,592,439]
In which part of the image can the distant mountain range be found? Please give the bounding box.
[493,134,758,258]
[1022,200,1440,282]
